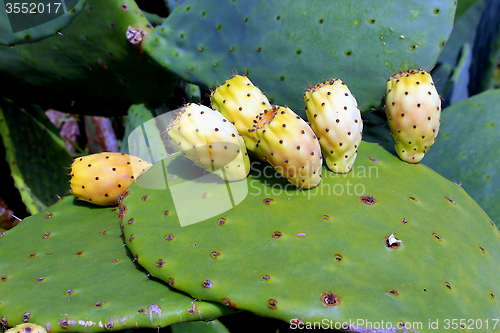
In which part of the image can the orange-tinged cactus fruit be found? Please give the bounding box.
[304,79,363,173]
[70,152,152,206]
[385,69,441,163]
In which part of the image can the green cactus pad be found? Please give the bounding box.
[0,197,234,332]
[0,0,176,116]
[423,89,500,226]
[0,0,86,46]
[120,142,500,330]
[144,0,456,114]
[0,98,72,214]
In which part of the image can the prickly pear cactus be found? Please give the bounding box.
[0,98,72,214]
[0,0,87,46]
[385,69,442,163]
[423,89,500,226]
[304,79,363,173]
[0,196,234,332]
[120,142,500,331]
[0,0,177,116]
[143,0,457,114]
[250,105,322,189]
[210,75,272,157]
[166,103,250,181]
[70,152,152,206]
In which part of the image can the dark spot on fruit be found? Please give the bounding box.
[167,278,174,286]
[156,259,165,268]
[98,231,107,235]
[479,246,486,253]
[444,197,456,205]
[489,292,495,300]
[360,195,376,205]
[261,275,270,281]
[95,177,99,180]
[444,282,452,289]
[272,231,282,239]
[210,251,220,259]
[65,290,74,296]
[217,217,226,225]
[1,276,7,282]
[75,251,83,257]
[268,299,278,310]
[334,254,343,262]
[165,234,174,241]
[28,253,36,259]
[22,313,30,322]
[129,234,135,242]
[322,214,329,220]
[141,195,148,201]
[263,198,274,205]
[202,280,213,288]
[321,292,341,306]
[44,213,53,219]
[408,196,418,201]
[95,302,106,307]
[401,218,408,224]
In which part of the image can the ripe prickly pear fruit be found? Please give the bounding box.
[250,105,322,189]
[166,103,250,181]
[210,75,271,157]
[6,323,46,333]
[70,152,152,206]
[385,69,441,163]
[304,79,363,173]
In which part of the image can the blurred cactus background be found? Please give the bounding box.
[1,0,499,332]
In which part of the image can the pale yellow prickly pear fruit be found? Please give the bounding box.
[6,324,47,333]
[70,152,152,206]
[250,105,323,189]
[166,103,250,181]
[304,78,363,173]
[385,69,441,163]
[210,75,271,158]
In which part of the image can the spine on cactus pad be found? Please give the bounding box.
[250,105,322,189]
[304,78,363,173]
[210,75,272,159]
[385,69,441,163]
[166,103,250,181]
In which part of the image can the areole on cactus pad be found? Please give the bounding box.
[119,141,500,331]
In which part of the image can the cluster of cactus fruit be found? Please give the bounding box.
[159,72,440,192]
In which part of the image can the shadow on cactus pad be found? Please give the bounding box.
[0,197,235,332]
[120,141,500,330]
